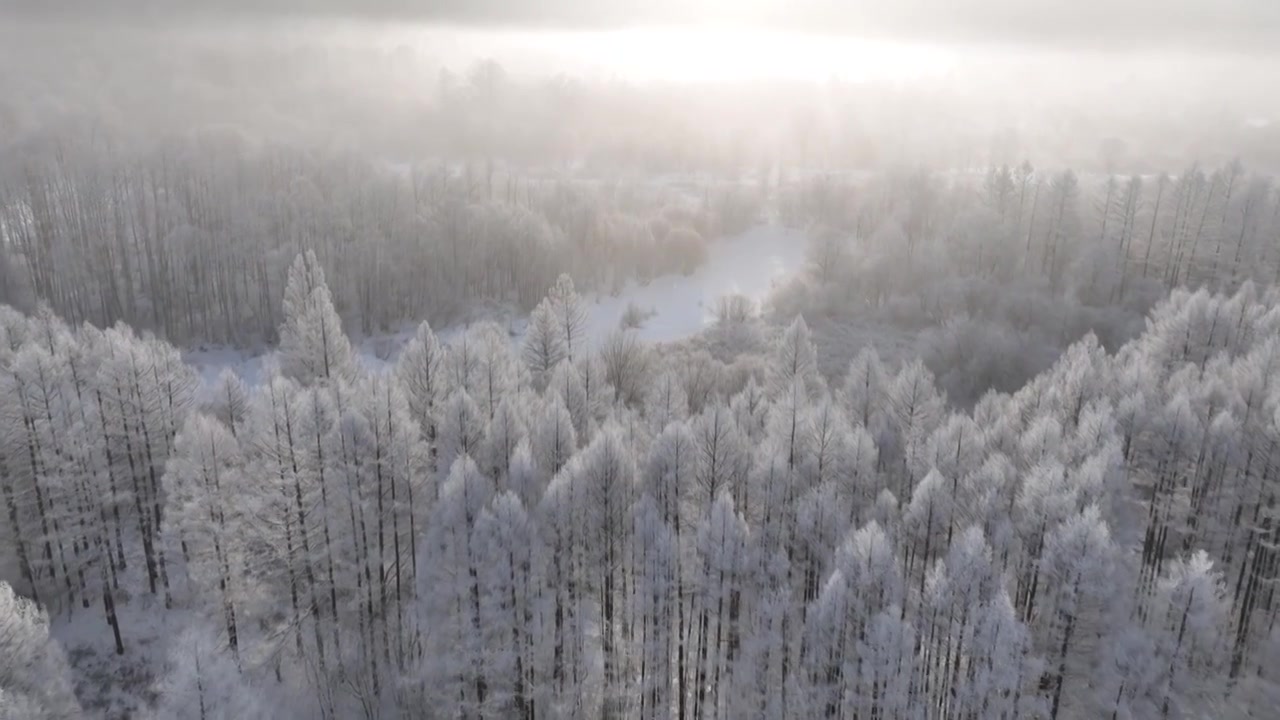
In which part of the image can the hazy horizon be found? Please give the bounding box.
[7,0,1280,52]
[3,10,1279,173]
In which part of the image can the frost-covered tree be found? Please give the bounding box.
[692,402,750,513]
[416,455,494,713]
[803,520,904,718]
[768,316,820,398]
[473,492,544,720]
[0,582,81,720]
[803,397,853,489]
[967,590,1043,719]
[89,326,198,608]
[206,369,252,436]
[149,621,285,720]
[278,251,358,385]
[521,301,567,389]
[506,439,543,510]
[641,421,699,715]
[532,392,577,480]
[436,390,486,483]
[884,359,946,493]
[351,374,430,671]
[470,321,519,420]
[562,425,636,714]
[395,321,446,469]
[545,274,593,363]
[243,374,330,678]
[1039,505,1118,719]
[1147,551,1230,718]
[629,495,677,720]
[644,370,689,433]
[484,395,529,486]
[599,331,653,407]
[548,360,590,439]
[904,468,954,599]
[165,415,248,660]
[689,492,752,720]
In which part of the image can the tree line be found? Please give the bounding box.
[764,162,1280,409]
[791,161,1280,306]
[0,139,748,346]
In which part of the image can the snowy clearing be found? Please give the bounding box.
[578,223,807,345]
[187,223,808,392]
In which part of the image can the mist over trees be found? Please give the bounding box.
[3,8,1280,718]
[3,247,1280,716]
[769,162,1280,407]
[3,20,1279,173]
[0,139,743,346]
[2,119,1279,719]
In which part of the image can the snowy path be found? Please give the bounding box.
[186,223,809,390]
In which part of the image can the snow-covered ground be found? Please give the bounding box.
[186,223,809,391]
[56,590,195,719]
[185,346,273,393]
[579,223,807,345]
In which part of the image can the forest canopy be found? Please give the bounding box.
[3,7,1280,719]
[2,248,1280,716]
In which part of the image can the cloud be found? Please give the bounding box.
[6,0,1279,52]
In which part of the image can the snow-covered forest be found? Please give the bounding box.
[5,4,1280,719]
[0,141,753,345]
[5,174,1280,715]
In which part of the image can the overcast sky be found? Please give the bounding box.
[4,0,1279,53]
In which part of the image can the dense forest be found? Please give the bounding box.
[3,228,1280,715]
[4,143,1277,359]
[0,141,748,345]
[3,11,1280,717]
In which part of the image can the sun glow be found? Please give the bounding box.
[408,26,956,85]
[547,28,956,84]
